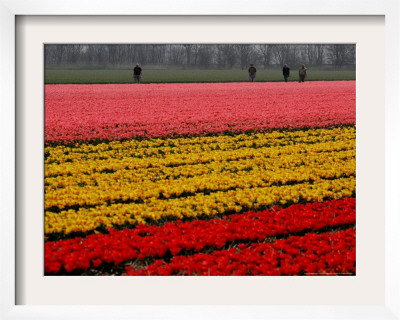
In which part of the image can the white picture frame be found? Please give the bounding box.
[1,1,399,319]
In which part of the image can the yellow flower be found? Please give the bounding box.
[45,126,355,235]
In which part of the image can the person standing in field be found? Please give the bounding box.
[133,64,142,84]
[248,64,257,82]
[282,64,290,82]
[299,64,307,83]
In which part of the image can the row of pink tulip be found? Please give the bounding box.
[45,81,355,143]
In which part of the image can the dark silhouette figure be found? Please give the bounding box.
[282,64,290,82]
[248,64,257,82]
[133,64,142,84]
[299,64,307,83]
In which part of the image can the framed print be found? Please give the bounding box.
[1,1,399,319]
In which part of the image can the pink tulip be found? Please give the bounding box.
[45,81,355,144]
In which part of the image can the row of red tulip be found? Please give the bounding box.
[45,198,355,274]
[125,228,356,276]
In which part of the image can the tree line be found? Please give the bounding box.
[45,44,355,69]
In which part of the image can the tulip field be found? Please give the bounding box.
[44,81,356,276]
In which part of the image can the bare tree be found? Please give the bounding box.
[182,44,196,65]
[152,45,167,64]
[235,44,253,69]
[306,44,324,65]
[272,44,290,66]
[326,44,355,68]
[198,45,215,68]
[217,44,236,68]
[258,44,273,68]
[272,44,301,67]
[44,43,355,69]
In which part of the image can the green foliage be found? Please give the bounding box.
[45,68,356,84]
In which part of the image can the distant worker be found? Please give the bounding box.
[299,64,307,83]
[248,64,257,82]
[282,64,290,82]
[133,64,142,84]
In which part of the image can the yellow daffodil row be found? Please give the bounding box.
[44,126,355,235]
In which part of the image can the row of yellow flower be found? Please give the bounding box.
[45,176,355,235]
[44,127,355,235]
[45,126,355,175]
[45,127,355,177]
[45,147,355,210]
[46,126,350,160]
